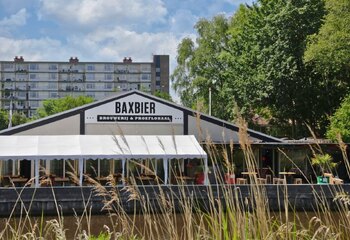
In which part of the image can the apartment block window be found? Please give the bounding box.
[29,74,37,80]
[49,92,58,98]
[48,82,56,89]
[86,65,95,71]
[86,83,95,89]
[3,64,13,69]
[156,71,161,77]
[104,83,113,89]
[49,73,57,80]
[30,82,37,89]
[86,73,95,81]
[141,64,151,72]
[49,64,58,70]
[30,92,39,98]
[141,74,150,81]
[30,101,39,108]
[87,93,95,98]
[104,64,113,71]
[18,92,26,98]
[156,81,161,86]
[29,64,39,70]
[105,74,113,81]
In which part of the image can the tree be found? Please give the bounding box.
[171,15,232,119]
[36,95,94,118]
[327,94,350,143]
[154,91,173,102]
[0,110,29,130]
[0,110,8,130]
[304,0,350,134]
[172,0,327,138]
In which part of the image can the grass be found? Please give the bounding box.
[0,117,349,239]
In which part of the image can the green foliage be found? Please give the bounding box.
[172,0,339,138]
[0,110,29,130]
[0,110,8,130]
[154,90,173,102]
[88,231,111,240]
[311,153,336,174]
[327,94,350,142]
[36,95,94,118]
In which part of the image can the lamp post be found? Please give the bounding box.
[209,87,212,116]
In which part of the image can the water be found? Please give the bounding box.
[0,212,344,238]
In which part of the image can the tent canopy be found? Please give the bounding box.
[0,135,207,160]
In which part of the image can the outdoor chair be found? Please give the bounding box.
[257,178,267,184]
[293,178,302,184]
[266,174,272,184]
[236,178,247,184]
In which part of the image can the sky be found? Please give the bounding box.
[0,0,252,97]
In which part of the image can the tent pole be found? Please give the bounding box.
[163,158,168,185]
[35,159,39,187]
[122,158,126,186]
[79,158,83,186]
[204,157,209,185]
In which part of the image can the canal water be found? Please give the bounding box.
[0,212,343,238]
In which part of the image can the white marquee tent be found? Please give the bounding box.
[0,135,208,187]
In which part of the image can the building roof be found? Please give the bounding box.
[0,90,282,143]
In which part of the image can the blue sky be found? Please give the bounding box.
[0,0,252,98]
[0,0,252,61]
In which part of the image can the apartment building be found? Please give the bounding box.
[0,55,169,117]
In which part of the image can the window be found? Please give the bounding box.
[141,64,151,72]
[49,92,58,98]
[29,64,39,70]
[86,65,95,71]
[49,73,57,80]
[3,64,13,69]
[30,101,39,108]
[104,64,113,71]
[30,92,38,98]
[29,74,36,80]
[156,71,161,77]
[86,73,95,81]
[105,74,113,81]
[30,82,37,89]
[104,83,113,89]
[141,74,150,81]
[87,93,95,98]
[156,67,160,72]
[49,64,57,70]
[48,82,56,89]
[86,83,95,89]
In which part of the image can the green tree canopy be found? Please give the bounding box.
[327,94,350,143]
[154,90,173,102]
[36,95,94,118]
[172,0,328,138]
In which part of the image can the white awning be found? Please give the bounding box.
[0,135,207,160]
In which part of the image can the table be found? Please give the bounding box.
[10,177,28,187]
[55,177,70,186]
[175,176,195,185]
[135,175,154,185]
[279,172,296,184]
[241,172,257,184]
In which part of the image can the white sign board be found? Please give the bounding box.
[85,94,183,124]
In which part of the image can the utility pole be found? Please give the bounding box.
[209,87,212,116]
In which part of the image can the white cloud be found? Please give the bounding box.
[0,36,73,61]
[66,26,180,63]
[38,0,167,29]
[0,8,28,27]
